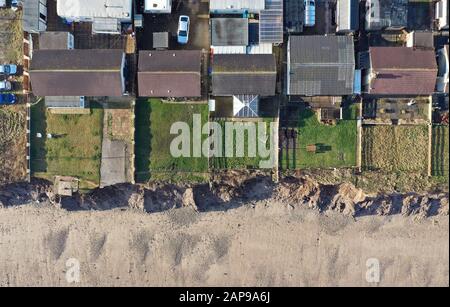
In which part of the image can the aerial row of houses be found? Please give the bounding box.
[21,0,450,34]
[23,0,281,116]
[23,0,449,117]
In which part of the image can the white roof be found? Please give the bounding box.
[145,0,172,12]
[247,43,273,54]
[211,45,247,54]
[210,0,265,11]
[337,0,351,31]
[57,0,132,19]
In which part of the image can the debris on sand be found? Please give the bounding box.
[182,188,198,212]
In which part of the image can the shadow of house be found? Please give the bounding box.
[30,100,48,173]
[134,100,152,183]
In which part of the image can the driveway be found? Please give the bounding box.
[408,2,434,31]
[100,139,127,188]
[302,0,337,35]
[137,0,210,50]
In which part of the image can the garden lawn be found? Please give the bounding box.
[362,125,429,173]
[211,119,274,170]
[431,125,449,179]
[281,108,358,169]
[135,99,209,183]
[30,101,103,190]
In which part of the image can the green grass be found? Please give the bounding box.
[135,99,209,183]
[30,101,103,190]
[362,125,429,173]
[281,107,358,170]
[211,119,274,170]
[432,125,449,179]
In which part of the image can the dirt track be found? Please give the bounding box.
[0,201,448,287]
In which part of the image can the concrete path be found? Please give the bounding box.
[100,138,127,188]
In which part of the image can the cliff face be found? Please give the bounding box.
[1,175,448,219]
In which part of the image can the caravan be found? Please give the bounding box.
[304,0,316,27]
[144,0,172,14]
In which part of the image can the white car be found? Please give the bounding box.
[0,80,12,92]
[177,15,190,44]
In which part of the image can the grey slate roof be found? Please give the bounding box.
[288,36,355,96]
[212,54,277,96]
[39,32,72,50]
[412,31,434,49]
[211,18,249,46]
[153,32,169,49]
[259,0,284,44]
[23,0,44,33]
[45,96,84,108]
[337,0,359,32]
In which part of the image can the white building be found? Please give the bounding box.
[209,0,265,14]
[437,45,449,93]
[336,0,359,33]
[57,0,132,34]
[436,0,449,30]
[144,0,172,13]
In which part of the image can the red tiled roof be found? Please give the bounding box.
[369,47,438,95]
[370,47,437,70]
[370,70,438,96]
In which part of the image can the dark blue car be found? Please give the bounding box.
[0,93,17,105]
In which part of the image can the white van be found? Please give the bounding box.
[304,0,316,27]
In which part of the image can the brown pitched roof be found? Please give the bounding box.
[212,54,277,96]
[369,47,438,95]
[30,49,125,97]
[370,47,437,69]
[138,50,202,97]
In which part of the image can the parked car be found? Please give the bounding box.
[0,80,12,92]
[304,0,316,27]
[0,64,18,75]
[0,0,18,10]
[0,93,16,104]
[11,0,19,11]
[177,15,190,44]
